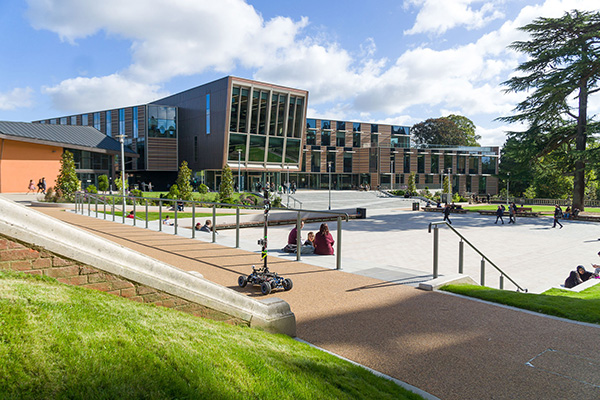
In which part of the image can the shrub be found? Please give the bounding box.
[198,184,209,194]
[98,175,109,192]
[176,161,194,201]
[167,184,180,200]
[86,185,98,194]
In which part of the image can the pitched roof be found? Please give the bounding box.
[0,121,137,155]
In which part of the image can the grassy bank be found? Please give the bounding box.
[463,204,600,213]
[101,211,235,221]
[0,271,421,400]
[441,283,600,324]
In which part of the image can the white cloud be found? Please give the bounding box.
[0,88,34,110]
[404,0,505,35]
[41,75,168,112]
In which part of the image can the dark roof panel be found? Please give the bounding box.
[0,121,136,155]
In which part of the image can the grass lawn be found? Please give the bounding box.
[462,204,600,213]
[103,211,234,221]
[0,271,422,400]
[441,283,600,324]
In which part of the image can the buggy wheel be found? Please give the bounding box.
[260,281,272,295]
[238,275,248,288]
[283,278,293,291]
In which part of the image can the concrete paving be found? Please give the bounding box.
[3,192,600,399]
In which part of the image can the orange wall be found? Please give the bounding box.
[0,139,62,193]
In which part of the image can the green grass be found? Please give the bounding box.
[0,270,421,400]
[104,211,234,221]
[441,283,600,324]
[463,205,600,213]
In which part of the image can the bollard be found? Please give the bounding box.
[192,203,196,239]
[480,258,486,286]
[159,200,162,232]
[212,205,216,243]
[87,196,91,216]
[145,200,149,229]
[499,275,504,290]
[112,196,115,221]
[433,225,439,279]
[235,208,240,248]
[103,197,106,220]
[95,196,98,218]
[133,202,136,226]
[336,216,342,270]
[458,239,464,274]
[296,212,302,262]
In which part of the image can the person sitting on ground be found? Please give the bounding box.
[200,220,214,233]
[592,251,600,278]
[163,215,173,225]
[288,221,304,245]
[194,222,202,231]
[314,223,335,255]
[126,211,135,219]
[564,265,593,288]
[304,231,315,248]
[564,206,571,219]
[572,207,580,218]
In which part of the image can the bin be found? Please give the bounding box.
[356,208,367,219]
[412,202,420,211]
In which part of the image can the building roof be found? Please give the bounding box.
[0,121,137,156]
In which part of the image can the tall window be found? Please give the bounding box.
[321,120,331,130]
[206,94,211,134]
[371,124,378,133]
[481,156,496,174]
[311,152,321,172]
[431,154,439,174]
[353,131,361,147]
[343,152,352,173]
[469,156,478,174]
[369,148,378,173]
[106,111,111,137]
[417,154,425,173]
[444,153,453,172]
[251,91,259,134]
[370,134,378,148]
[119,109,125,136]
[132,107,138,138]
[404,153,411,173]
[259,92,268,134]
[82,114,88,126]
[336,121,346,131]
[306,130,316,145]
[353,122,361,132]
[239,89,249,133]
[336,131,345,147]
[321,131,331,146]
[230,87,239,132]
[71,116,77,125]
[93,112,101,130]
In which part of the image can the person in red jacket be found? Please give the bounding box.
[314,223,335,255]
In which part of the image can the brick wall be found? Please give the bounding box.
[0,234,245,326]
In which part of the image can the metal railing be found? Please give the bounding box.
[428,221,527,292]
[286,194,303,209]
[74,192,349,270]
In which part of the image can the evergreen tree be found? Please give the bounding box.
[407,172,417,195]
[55,150,79,201]
[115,171,129,192]
[176,161,193,200]
[499,10,600,209]
[219,165,234,201]
[98,175,109,192]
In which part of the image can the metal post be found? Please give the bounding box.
[174,200,178,235]
[103,197,106,219]
[237,149,242,193]
[458,239,464,274]
[499,274,504,290]
[296,212,302,262]
[480,258,486,286]
[95,196,98,218]
[336,216,342,270]
[212,205,216,243]
[506,172,510,206]
[192,203,196,239]
[87,196,91,216]
[235,207,240,248]
[328,162,332,210]
[145,200,148,229]
[159,200,162,232]
[122,194,126,224]
[133,201,136,226]
[433,225,439,279]
[112,196,115,221]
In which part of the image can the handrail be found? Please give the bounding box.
[74,192,349,270]
[428,221,527,292]
[286,194,303,209]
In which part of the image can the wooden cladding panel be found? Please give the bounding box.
[147,137,178,171]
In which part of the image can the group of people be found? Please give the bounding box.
[284,221,335,255]
[195,220,216,234]
[564,251,600,288]
[27,178,46,194]
[494,203,519,225]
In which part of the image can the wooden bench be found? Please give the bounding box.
[572,214,600,222]
[423,207,467,214]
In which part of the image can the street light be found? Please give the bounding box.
[446,168,452,204]
[506,172,510,206]
[328,161,332,210]
[115,134,126,221]
[237,149,242,193]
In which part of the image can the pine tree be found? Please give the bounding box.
[219,165,234,201]
[55,150,79,201]
[176,161,193,200]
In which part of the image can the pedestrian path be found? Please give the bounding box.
[30,203,600,400]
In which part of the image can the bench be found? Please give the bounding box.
[478,208,541,217]
[571,213,600,222]
[423,207,467,214]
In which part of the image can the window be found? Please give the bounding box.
[425,175,434,184]
[230,87,239,132]
[228,133,246,161]
[94,112,101,130]
[306,130,316,145]
[321,131,331,146]
[369,148,378,173]
[250,91,259,134]
[353,122,361,132]
[285,139,301,164]
[306,118,317,129]
[82,115,88,126]
[206,94,211,134]
[353,131,361,147]
[392,125,409,135]
[371,124,378,133]
[444,153,453,173]
[119,109,125,136]
[287,96,295,137]
[479,176,487,194]
[326,151,336,173]
[404,153,411,173]
[431,154,439,174]
[311,152,321,172]
[259,92,268,134]
[458,155,466,174]
[267,137,284,162]
[336,121,346,131]
[466,176,472,192]
[293,97,303,138]
[417,154,425,173]
[106,111,111,137]
[148,105,177,138]
[132,107,138,138]
[482,156,496,174]
[336,131,345,147]
[370,134,378,148]
[269,94,278,135]
[391,136,410,148]
[321,120,331,130]
[277,93,286,136]
[50,119,57,124]
[248,135,266,162]
[59,117,67,125]
[469,156,478,174]
[343,152,352,173]
[239,89,249,133]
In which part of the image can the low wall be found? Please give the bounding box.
[0,197,296,336]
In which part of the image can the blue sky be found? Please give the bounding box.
[0,0,598,146]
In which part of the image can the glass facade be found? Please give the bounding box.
[417,154,425,173]
[285,139,301,164]
[336,121,346,131]
[82,114,88,126]
[206,94,211,134]
[343,152,352,173]
[93,113,101,130]
[148,105,176,138]
[132,107,138,138]
[482,156,496,174]
[119,109,125,136]
[404,153,411,173]
[327,151,336,173]
[444,153,453,172]
[336,131,345,147]
[228,133,247,161]
[106,111,111,137]
[267,137,284,162]
[430,154,439,174]
[353,131,361,147]
[311,152,321,172]
[469,156,478,174]
[321,131,331,146]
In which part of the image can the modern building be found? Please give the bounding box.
[0,121,136,193]
[33,76,499,195]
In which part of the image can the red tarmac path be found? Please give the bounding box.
[35,207,600,399]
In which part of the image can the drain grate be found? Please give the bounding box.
[526,349,600,388]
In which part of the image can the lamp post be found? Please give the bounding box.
[328,161,332,210]
[115,134,126,219]
[446,168,452,203]
[506,172,510,206]
[237,149,242,193]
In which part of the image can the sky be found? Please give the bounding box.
[0,0,598,146]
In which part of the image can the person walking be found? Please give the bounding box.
[508,202,516,224]
[27,179,36,194]
[495,205,504,224]
[553,204,563,229]
[443,203,452,224]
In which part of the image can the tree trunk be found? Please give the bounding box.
[572,81,588,211]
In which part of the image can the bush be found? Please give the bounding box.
[198,184,209,194]
[98,175,109,192]
[270,195,282,208]
[389,189,405,197]
[86,185,98,194]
